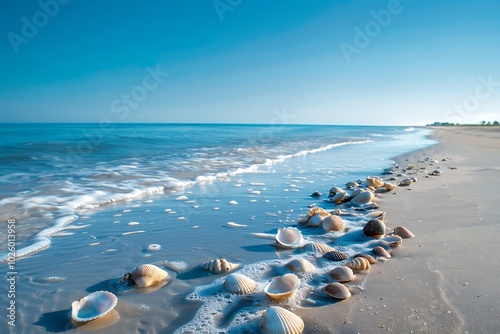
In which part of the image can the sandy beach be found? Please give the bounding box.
[298,126,500,334]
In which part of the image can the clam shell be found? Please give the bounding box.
[275,227,304,249]
[398,178,413,186]
[121,264,169,288]
[323,282,351,300]
[383,235,403,247]
[328,186,344,197]
[331,191,346,204]
[329,266,354,282]
[365,210,386,221]
[264,274,300,302]
[307,207,329,219]
[322,250,349,261]
[346,257,371,271]
[393,226,414,238]
[351,191,374,206]
[363,219,386,239]
[71,291,118,322]
[383,182,397,191]
[260,306,304,334]
[307,213,329,227]
[201,258,238,273]
[373,246,391,259]
[353,253,376,264]
[224,273,257,294]
[285,258,316,273]
[345,181,359,189]
[321,215,345,232]
[302,242,335,254]
[366,176,384,188]
[350,188,364,198]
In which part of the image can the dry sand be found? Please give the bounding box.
[298,126,500,334]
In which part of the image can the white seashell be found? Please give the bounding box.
[345,181,359,189]
[264,273,300,302]
[329,266,354,282]
[321,215,345,232]
[393,226,414,238]
[323,282,351,300]
[350,188,364,198]
[147,244,161,252]
[260,306,304,334]
[275,227,304,249]
[328,186,344,197]
[383,235,403,247]
[302,242,335,254]
[346,257,371,271]
[71,291,118,322]
[224,273,257,294]
[351,190,374,205]
[307,213,329,227]
[307,206,329,219]
[285,258,316,273]
[365,210,386,221]
[331,191,345,203]
[120,264,169,288]
[201,258,238,273]
[366,176,384,188]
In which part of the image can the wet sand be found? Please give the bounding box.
[298,126,500,333]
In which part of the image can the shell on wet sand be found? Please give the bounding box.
[201,258,238,273]
[264,274,300,302]
[224,273,257,294]
[383,235,403,247]
[364,210,386,221]
[71,291,118,322]
[393,226,415,238]
[323,282,351,300]
[260,306,304,334]
[373,246,391,259]
[346,257,371,271]
[321,215,345,232]
[329,266,354,282]
[285,258,316,273]
[120,264,169,288]
[398,178,413,186]
[383,182,397,191]
[363,219,386,239]
[302,242,335,254]
[354,253,376,264]
[275,227,304,249]
[350,191,374,206]
[366,176,384,188]
[322,250,349,261]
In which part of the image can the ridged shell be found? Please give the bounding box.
[363,219,386,239]
[393,226,414,238]
[383,182,397,191]
[121,264,169,288]
[346,257,371,270]
[275,227,304,249]
[285,258,316,273]
[323,283,351,300]
[307,213,329,227]
[329,266,354,282]
[351,191,374,205]
[302,242,335,254]
[260,306,304,334]
[331,191,345,203]
[224,273,257,294]
[264,274,300,302]
[71,291,118,322]
[373,246,391,259]
[321,215,345,232]
[366,176,384,188]
[329,186,344,197]
[322,250,349,261]
[345,181,359,189]
[354,253,376,264]
[201,258,238,273]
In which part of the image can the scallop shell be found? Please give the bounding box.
[366,176,384,188]
[393,226,414,238]
[302,242,335,254]
[363,219,386,239]
[323,282,351,300]
[346,257,371,270]
[264,274,300,302]
[285,258,316,273]
[275,227,304,249]
[224,273,257,294]
[307,213,329,227]
[120,264,169,288]
[71,291,118,322]
[373,246,391,259]
[345,181,359,189]
[351,191,374,206]
[329,266,354,282]
[353,253,376,264]
[322,250,349,261]
[328,186,344,197]
[383,182,397,191]
[321,215,345,232]
[201,258,238,273]
[260,306,304,334]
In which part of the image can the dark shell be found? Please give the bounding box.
[363,219,386,238]
[310,191,322,197]
[353,253,376,264]
[322,250,349,261]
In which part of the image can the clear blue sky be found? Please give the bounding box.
[1,0,499,125]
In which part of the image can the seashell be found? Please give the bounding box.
[431,170,442,176]
[321,215,345,232]
[264,274,300,302]
[322,250,349,261]
[310,191,322,197]
[285,258,316,273]
[383,235,403,247]
[323,282,351,300]
[366,176,384,188]
[331,191,345,203]
[354,253,376,264]
[411,177,418,182]
[365,210,386,221]
[328,186,344,197]
[346,181,359,189]
[346,257,371,270]
[363,219,386,239]
[393,226,414,238]
[120,264,168,288]
[275,227,304,249]
[224,273,257,294]
[350,188,364,198]
[201,258,238,273]
[398,178,413,186]
[260,306,304,334]
[307,213,329,227]
[307,206,329,219]
[383,182,397,191]
[351,191,374,206]
[71,291,118,322]
[329,266,354,282]
[302,242,335,254]
[373,246,391,259]
[297,216,309,224]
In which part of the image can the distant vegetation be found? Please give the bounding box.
[427,121,500,126]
